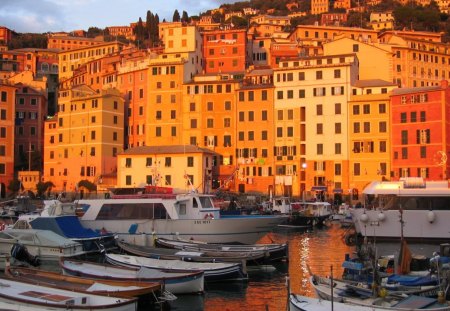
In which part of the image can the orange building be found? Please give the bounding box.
[390,81,450,180]
[290,25,379,44]
[0,83,16,197]
[235,68,275,194]
[107,26,134,40]
[13,84,47,171]
[48,35,105,51]
[183,74,241,191]
[202,29,247,74]
[0,26,12,45]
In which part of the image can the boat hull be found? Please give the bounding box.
[351,209,450,242]
[81,215,286,245]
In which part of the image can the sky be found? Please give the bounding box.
[0,0,232,33]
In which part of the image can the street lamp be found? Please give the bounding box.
[301,163,307,202]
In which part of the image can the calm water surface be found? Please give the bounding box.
[167,223,355,311]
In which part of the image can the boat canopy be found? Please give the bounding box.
[30,216,103,239]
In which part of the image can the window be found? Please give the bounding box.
[335,143,341,154]
[224,101,231,110]
[248,131,254,140]
[156,126,161,136]
[317,144,323,155]
[165,175,172,185]
[146,157,152,167]
[353,122,360,133]
[335,163,342,176]
[91,131,96,140]
[261,130,268,140]
[287,127,293,137]
[224,118,230,127]
[420,146,427,158]
[171,110,176,119]
[316,105,323,116]
[316,71,323,80]
[400,112,407,123]
[207,118,214,128]
[262,90,267,101]
[335,123,341,134]
[402,147,408,159]
[410,112,417,122]
[420,111,426,122]
[363,104,370,114]
[207,102,213,111]
[276,127,283,137]
[125,158,132,167]
[248,111,254,121]
[354,163,360,176]
[224,135,231,147]
[299,72,305,80]
[239,131,244,141]
[0,109,6,120]
[299,89,305,98]
[363,122,370,133]
[165,157,171,167]
[187,156,194,167]
[262,110,267,121]
[335,103,341,114]
[0,91,6,102]
[334,69,341,78]
[401,130,408,144]
[379,121,387,132]
[353,105,360,115]
[277,91,283,99]
[171,126,176,137]
[239,111,245,122]
[190,119,197,128]
[380,141,387,152]
[316,123,323,134]
[126,175,132,185]
[379,103,386,113]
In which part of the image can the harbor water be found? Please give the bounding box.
[167,223,355,311]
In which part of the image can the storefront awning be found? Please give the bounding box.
[333,188,343,193]
[311,186,327,191]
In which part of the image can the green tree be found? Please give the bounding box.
[78,179,97,192]
[86,27,103,38]
[173,10,181,22]
[36,181,55,198]
[181,11,189,23]
[134,17,145,47]
[7,178,23,196]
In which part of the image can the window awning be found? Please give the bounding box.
[333,188,343,193]
[311,186,327,191]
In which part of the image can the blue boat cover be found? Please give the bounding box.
[30,216,101,239]
[387,274,437,286]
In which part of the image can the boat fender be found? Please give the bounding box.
[427,210,436,223]
[0,223,5,231]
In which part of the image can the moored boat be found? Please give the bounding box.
[350,178,450,243]
[4,265,163,301]
[118,240,266,264]
[289,294,386,311]
[0,228,87,262]
[64,190,286,245]
[105,252,246,281]
[0,277,137,311]
[60,258,204,294]
[155,237,288,262]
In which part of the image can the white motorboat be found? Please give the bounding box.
[105,253,246,281]
[61,259,204,295]
[0,228,87,262]
[58,191,286,245]
[0,277,137,311]
[350,178,450,243]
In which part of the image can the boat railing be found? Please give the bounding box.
[111,194,177,200]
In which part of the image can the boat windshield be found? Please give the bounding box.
[367,194,450,211]
[199,196,214,209]
[96,202,170,220]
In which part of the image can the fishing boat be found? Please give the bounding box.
[0,277,137,311]
[118,240,266,264]
[350,177,450,243]
[59,188,286,245]
[0,228,87,262]
[309,273,449,310]
[105,253,246,281]
[288,201,333,227]
[155,237,288,262]
[60,258,204,294]
[14,200,117,254]
[4,265,163,302]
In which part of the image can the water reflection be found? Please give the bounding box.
[200,223,354,311]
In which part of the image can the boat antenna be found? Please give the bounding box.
[330,265,334,311]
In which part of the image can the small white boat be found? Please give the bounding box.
[289,294,389,311]
[61,259,204,295]
[0,277,137,311]
[0,228,87,262]
[106,253,246,281]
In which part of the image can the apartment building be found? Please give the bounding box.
[117,145,216,193]
[0,83,16,197]
[48,35,106,51]
[321,13,348,26]
[107,26,134,40]
[290,25,379,44]
[235,68,275,194]
[202,29,247,74]
[43,87,124,192]
[323,37,393,81]
[13,84,47,171]
[273,54,359,197]
[390,81,450,180]
[311,0,329,14]
[183,73,240,191]
[348,80,397,195]
[0,27,12,45]
[249,15,290,27]
[58,41,124,82]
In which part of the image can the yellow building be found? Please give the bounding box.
[311,0,329,14]
[290,25,379,44]
[58,41,124,82]
[348,80,397,199]
[323,37,394,82]
[43,86,124,192]
[117,145,216,194]
[273,54,359,198]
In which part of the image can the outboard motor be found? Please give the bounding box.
[10,243,40,266]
